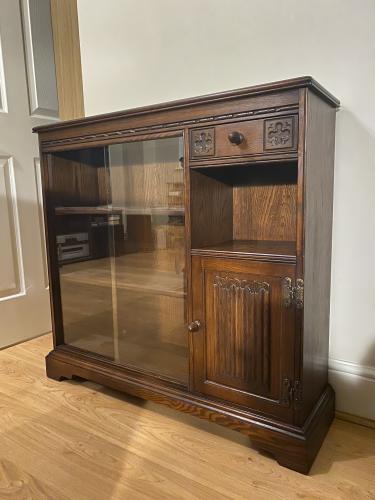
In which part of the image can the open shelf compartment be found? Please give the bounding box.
[190,162,297,263]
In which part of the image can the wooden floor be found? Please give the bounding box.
[0,336,374,499]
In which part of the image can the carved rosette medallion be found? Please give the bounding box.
[264,116,295,150]
[190,128,215,157]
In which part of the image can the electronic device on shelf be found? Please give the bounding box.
[56,233,89,263]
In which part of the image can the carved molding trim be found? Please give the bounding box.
[264,116,295,150]
[41,104,299,149]
[213,275,270,293]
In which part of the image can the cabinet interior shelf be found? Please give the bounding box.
[191,239,296,263]
[55,206,184,216]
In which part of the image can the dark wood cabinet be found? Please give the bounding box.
[34,77,339,474]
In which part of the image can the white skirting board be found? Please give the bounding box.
[329,359,375,421]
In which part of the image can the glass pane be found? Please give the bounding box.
[49,147,115,359]
[49,137,187,383]
[107,136,187,382]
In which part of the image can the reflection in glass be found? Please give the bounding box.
[49,136,187,383]
[108,137,187,382]
[51,148,115,359]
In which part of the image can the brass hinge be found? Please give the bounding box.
[280,378,303,408]
[280,377,292,406]
[281,277,304,309]
[293,380,303,410]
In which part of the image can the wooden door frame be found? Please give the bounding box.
[50,0,84,120]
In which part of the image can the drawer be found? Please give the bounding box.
[190,115,298,160]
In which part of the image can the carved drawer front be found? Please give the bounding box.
[190,115,297,160]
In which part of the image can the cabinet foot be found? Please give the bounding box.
[252,386,334,474]
[46,351,81,382]
[46,371,69,382]
[274,453,312,475]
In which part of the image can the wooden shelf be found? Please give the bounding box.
[121,206,184,216]
[55,206,121,215]
[55,206,184,216]
[191,240,296,264]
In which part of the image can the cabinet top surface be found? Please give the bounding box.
[33,76,339,134]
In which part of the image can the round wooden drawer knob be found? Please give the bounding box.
[228,131,244,145]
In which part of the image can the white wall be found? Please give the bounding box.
[77,0,375,419]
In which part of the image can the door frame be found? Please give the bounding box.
[50,0,84,120]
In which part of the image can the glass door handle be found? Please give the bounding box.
[188,320,201,332]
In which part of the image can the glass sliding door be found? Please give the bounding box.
[107,136,187,382]
[47,135,187,384]
[48,147,116,360]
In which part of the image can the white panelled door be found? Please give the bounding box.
[0,0,59,347]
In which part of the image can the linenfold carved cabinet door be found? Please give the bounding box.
[191,257,296,422]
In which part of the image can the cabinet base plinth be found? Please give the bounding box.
[46,347,334,474]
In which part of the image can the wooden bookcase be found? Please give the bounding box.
[34,77,339,474]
